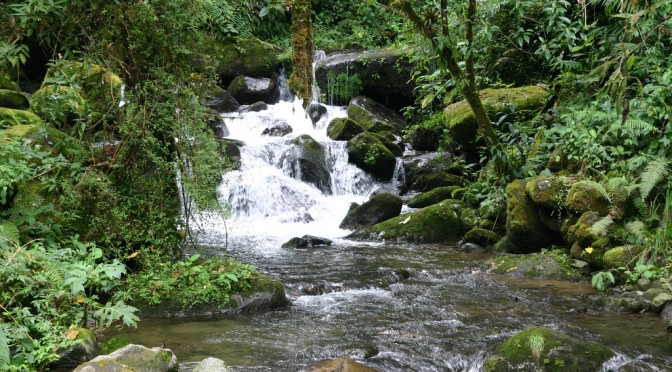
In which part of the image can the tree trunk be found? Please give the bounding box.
[289,0,313,107]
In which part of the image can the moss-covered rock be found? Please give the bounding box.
[211,37,285,85]
[346,200,465,243]
[52,328,100,369]
[506,180,560,253]
[444,86,548,148]
[401,152,456,193]
[73,360,134,371]
[310,357,379,372]
[566,181,611,216]
[603,245,641,270]
[75,344,177,372]
[347,96,406,135]
[487,251,583,280]
[405,124,443,151]
[201,85,239,113]
[567,212,610,268]
[327,117,364,141]
[280,135,332,194]
[372,132,403,156]
[1,123,84,160]
[32,61,122,130]
[484,327,614,372]
[410,173,463,192]
[347,132,397,181]
[0,108,44,129]
[0,89,29,109]
[407,186,460,209]
[463,227,501,247]
[0,71,21,92]
[525,175,570,210]
[339,192,402,230]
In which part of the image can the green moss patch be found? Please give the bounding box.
[0,107,44,129]
[488,250,583,280]
[408,186,460,209]
[347,132,397,181]
[506,179,560,253]
[327,117,364,141]
[0,89,30,110]
[347,200,466,243]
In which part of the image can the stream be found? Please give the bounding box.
[113,96,672,371]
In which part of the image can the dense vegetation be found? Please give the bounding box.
[0,0,670,370]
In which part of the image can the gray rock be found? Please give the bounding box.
[282,235,333,248]
[662,302,672,321]
[52,328,100,369]
[261,120,293,137]
[75,344,177,372]
[202,86,239,113]
[193,357,233,372]
[339,192,402,230]
[242,101,268,112]
[206,109,229,138]
[653,292,672,309]
[279,135,332,194]
[306,103,327,124]
[228,76,278,105]
[347,96,406,135]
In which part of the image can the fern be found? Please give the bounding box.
[0,328,9,370]
[624,118,658,135]
[579,180,613,204]
[590,216,614,236]
[640,157,669,200]
[625,220,647,241]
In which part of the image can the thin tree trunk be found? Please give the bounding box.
[289,0,313,107]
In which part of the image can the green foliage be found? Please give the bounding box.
[528,334,545,365]
[591,271,615,291]
[326,70,363,106]
[0,328,9,371]
[120,252,256,309]
[195,0,256,38]
[0,238,138,371]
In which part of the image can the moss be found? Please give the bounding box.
[0,107,44,129]
[463,227,501,247]
[346,96,406,135]
[0,72,21,91]
[444,85,548,147]
[0,89,30,109]
[411,173,463,192]
[347,132,397,181]
[506,179,560,253]
[525,175,570,210]
[326,117,364,141]
[484,327,614,372]
[489,250,582,280]
[407,186,460,208]
[346,200,465,243]
[566,181,611,216]
[603,245,641,270]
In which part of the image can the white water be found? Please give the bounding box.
[196,97,384,246]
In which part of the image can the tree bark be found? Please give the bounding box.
[289,0,313,107]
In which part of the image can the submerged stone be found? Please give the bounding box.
[484,327,614,372]
[282,235,333,248]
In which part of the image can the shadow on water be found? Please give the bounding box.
[109,242,672,371]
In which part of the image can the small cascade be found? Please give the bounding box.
[276,66,294,102]
[311,50,327,103]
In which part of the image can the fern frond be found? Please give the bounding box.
[0,328,9,370]
[640,157,669,199]
[590,216,613,236]
[632,196,650,218]
[579,180,613,204]
[624,118,657,134]
[625,220,647,241]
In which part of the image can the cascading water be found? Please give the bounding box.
[120,64,672,371]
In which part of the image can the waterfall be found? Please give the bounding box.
[311,50,327,103]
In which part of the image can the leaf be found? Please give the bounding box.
[128,251,139,259]
[639,157,669,199]
[584,247,594,254]
[0,328,9,370]
[65,328,79,340]
[258,7,269,17]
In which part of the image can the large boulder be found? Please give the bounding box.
[525,175,570,210]
[52,328,100,369]
[0,108,43,129]
[603,245,642,270]
[261,120,293,137]
[315,49,414,110]
[211,37,285,86]
[310,357,379,372]
[565,180,611,216]
[202,85,239,113]
[279,135,332,194]
[31,61,122,129]
[346,132,397,181]
[306,103,327,124]
[484,327,614,372]
[0,89,29,109]
[227,75,278,105]
[505,180,560,253]
[74,344,178,372]
[347,200,465,243]
[405,124,443,151]
[347,96,406,135]
[444,86,548,148]
[407,186,460,209]
[339,193,402,230]
[327,117,364,141]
